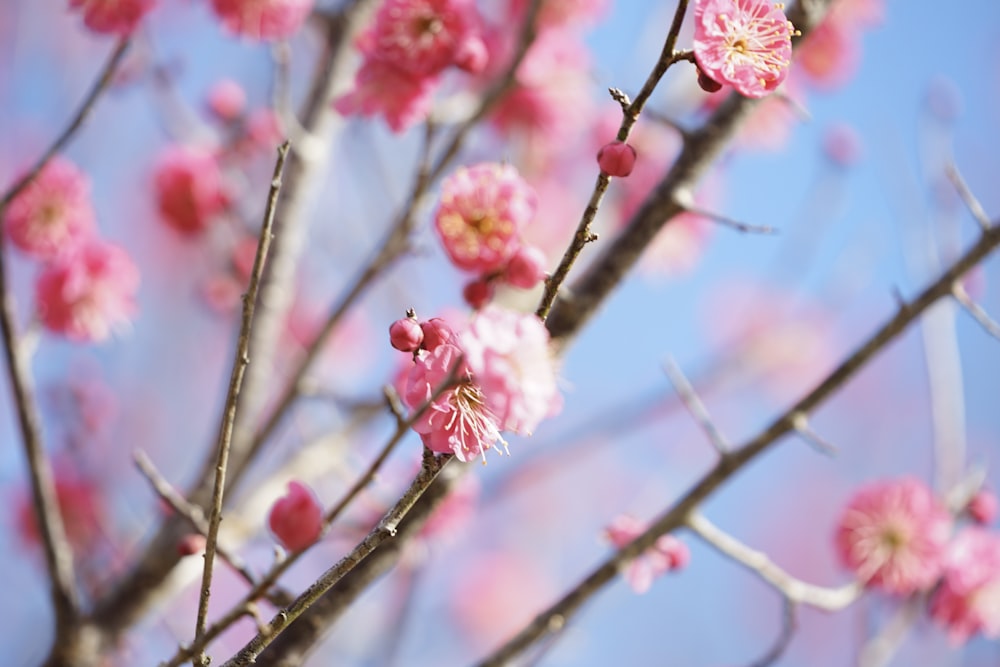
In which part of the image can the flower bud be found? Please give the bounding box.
[463,278,494,310]
[968,490,999,525]
[455,36,489,74]
[660,535,690,570]
[421,318,455,351]
[207,79,246,122]
[696,67,723,93]
[597,141,637,177]
[504,244,547,289]
[177,533,207,557]
[389,316,424,352]
[267,481,323,552]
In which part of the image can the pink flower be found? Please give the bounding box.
[16,468,102,553]
[506,0,608,29]
[794,18,858,90]
[69,0,154,35]
[153,146,230,235]
[434,163,536,273]
[267,481,324,551]
[369,0,486,77]
[404,343,504,462]
[461,305,561,435]
[420,317,457,350]
[462,277,495,310]
[692,0,793,98]
[930,528,1000,643]
[834,477,952,595]
[604,514,690,594]
[210,0,315,41]
[333,58,438,133]
[503,244,547,289]
[206,79,247,121]
[36,240,140,343]
[4,158,96,261]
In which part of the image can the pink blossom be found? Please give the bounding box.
[267,481,324,551]
[434,163,536,273]
[506,0,608,29]
[794,18,859,90]
[503,244,547,289]
[462,277,494,310]
[692,0,794,98]
[210,0,315,41]
[834,477,952,595]
[245,108,285,148]
[69,0,154,35]
[461,305,561,435]
[153,146,230,236]
[206,79,247,121]
[420,317,457,350]
[36,240,140,343]
[930,528,1000,643]
[369,0,486,77]
[604,514,690,594]
[3,158,96,261]
[333,58,438,133]
[16,468,102,553]
[404,343,504,462]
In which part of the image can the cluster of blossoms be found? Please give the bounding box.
[3,158,139,342]
[389,305,560,463]
[69,0,155,35]
[335,0,489,132]
[834,477,1000,643]
[603,514,690,594]
[210,0,315,41]
[433,162,548,308]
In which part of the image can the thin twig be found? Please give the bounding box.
[193,142,290,665]
[857,596,923,667]
[790,412,839,456]
[953,282,1000,340]
[748,597,797,667]
[680,202,778,235]
[945,162,991,232]
[663,357,730,455]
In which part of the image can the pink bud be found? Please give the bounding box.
[696,67,723,93]
[421,318,455,351]
[207,79,247,122]
[597,141,637,177]
[968,490,999,525]
[178,533,207,556]
[389,317,424,352]
[504,244,547,289]
[659,535,690,570]
[267,481,323,552]
[463,278,494,310]
[823,123,863,168]
[455,36,489,74]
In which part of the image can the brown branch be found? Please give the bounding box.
[475,219,1000,666]
[192,141,289,664]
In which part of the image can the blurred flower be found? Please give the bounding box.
[210,0,315,41]
[834,477,951,595]
[15,468,102,554]
[930,528,1000,643]
[153,146,230,236]
[368,0,487,76]
[69,0,154,35]
[822,122,864,167]
[506,0,608,29]
[267,481,324,551]
[967,490,999,526]
[333,58,439,133]
[206,79,247,122]
[604,514,690,594]
[4,158,96,261]
[502,243,547,289]
[36,240,140,343]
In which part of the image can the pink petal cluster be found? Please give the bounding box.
[209,0,315,41]
[334,0,488,132]
[929,528,1000,643]
[3,158,96,261]
[604,514,690,594]
[460,305,561,435]
[69,0,155,35]
[834,477,952,595]
[267,481,324,551]
[692,0,794,98]
[795,0,882,90]
[153,145,230,236]
[36,239,140,343]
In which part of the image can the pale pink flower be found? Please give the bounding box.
[795,18,858,90]
[69,0,154,35]
[461,305,561,435]
[153,146,230,235]
[404,343,504,462]
[4,158,96,261]
[267,481,324,551]
[834,477,952,595]
[692,0,793,98]
[434,163,536,273]
[333,58,438,133]
[930,528,1000,643]
[245,108,285,148]
[36,240,140,343]
[369,0,486,76]
[604,514,690,594]
[506,0,607,29]
[210,0,315,41]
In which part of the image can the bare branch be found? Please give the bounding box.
[857,596,923,667]
[953,282,1000,341]
[663,357,730,455]
[748,597,797,667]
[945,162,991,232]
[790,412,839,456]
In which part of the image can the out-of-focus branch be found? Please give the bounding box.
[663,358,730,455]
[749,597,797,667]
[953,283,1000,340]
[857,596,924,667]
[945,162,990,232]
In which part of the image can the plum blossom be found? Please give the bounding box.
[692,0,794,98]
[506,0,608,29]
[604,514,690,594]
[434,163,536,273]
[333,59,439,133]
[368,0,487,76]
[4,158,96,261]
[461,305,561,435]
[268,481,324,551]
[210,0,315,41]
[153,146,230,236]
[834,477,952,595]
[69,0,154,35]
[36,239,140,343]
[929,528,1000,643]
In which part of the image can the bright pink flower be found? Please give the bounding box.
[404,343,504,462]
[692,0,794,98]
[604,514,690,594]
[153,146,230,235]
[333,58,438,133]
[369,0,486,76]
[268,481,324,551]
[930,528,1000,643]
[36,240,140,343]
[210,0,315,41]
[4,158,96,261]
[461,305,561,435]
[968,490,999,526]
[206,79,247,121]
[389,316,424,352]
[434,163,536,273]
[834,477,952,595]
[69,0,154,35]
[503,244,547,289]
[597,141,637,177]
